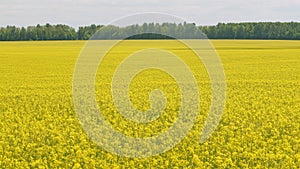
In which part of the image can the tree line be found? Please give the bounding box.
[200,22,300,40]
[0,22,299,41]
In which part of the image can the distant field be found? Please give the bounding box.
[0,40,299,168]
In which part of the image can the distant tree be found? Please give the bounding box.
[0,22,299,41]
[200,22,300,40]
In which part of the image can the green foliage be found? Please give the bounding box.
[1,22,299,41]
[0,24,78,41]
[77,24,103,40]
[200,22,300,40]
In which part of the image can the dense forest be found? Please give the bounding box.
[0,22,299,41]
[200,22,300,40]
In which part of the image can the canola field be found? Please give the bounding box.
[0,40,299,168]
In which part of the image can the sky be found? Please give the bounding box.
[1,0,299,28]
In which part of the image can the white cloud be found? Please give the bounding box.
[0,0,299,27]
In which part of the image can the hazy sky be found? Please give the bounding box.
[1,0,299,28]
